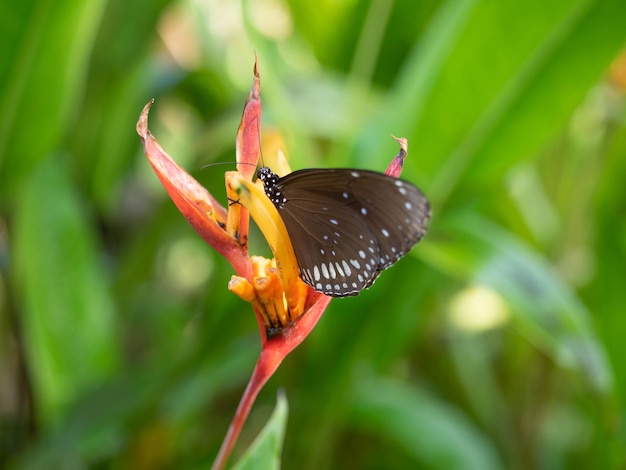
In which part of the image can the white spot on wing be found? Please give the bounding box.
[335,262,344,277]
[328,262,336,279]
[321,263,330,279]
[341,260,351,276]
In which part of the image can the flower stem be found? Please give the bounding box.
[211,347,282,470]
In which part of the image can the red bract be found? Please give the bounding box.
[136,58,409,469]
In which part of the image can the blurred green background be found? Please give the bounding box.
[2,0,626,468]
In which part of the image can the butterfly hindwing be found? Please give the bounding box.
[336,170,430,268]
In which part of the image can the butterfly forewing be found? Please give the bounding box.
[259,167,430,297]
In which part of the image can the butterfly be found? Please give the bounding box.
[257,167,430,297]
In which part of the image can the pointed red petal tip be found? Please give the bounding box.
[252,53,260,99]
[386,136,408,178]
[136,99,155,140]
[235,56,262,180]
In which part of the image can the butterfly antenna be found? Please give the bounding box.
[200,161,258,171]
[256,114,266,168]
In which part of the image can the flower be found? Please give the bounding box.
[136,57,411,470]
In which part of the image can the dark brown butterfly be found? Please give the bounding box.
[257,167,430,297]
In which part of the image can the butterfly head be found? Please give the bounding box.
[257,167,286,208]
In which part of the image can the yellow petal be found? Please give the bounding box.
[226,171,306,318]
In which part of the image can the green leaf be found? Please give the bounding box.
[589,109,626,410]
[359,0,626,203]
[13,158,119,425]
[350,374,504,470]
[232,390,289,470]
[422,211,613,393]
[0,0,107,197]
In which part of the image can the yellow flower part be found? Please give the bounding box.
[226,171,308,331]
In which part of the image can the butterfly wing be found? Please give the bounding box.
[340,169,430,268]
[275,168,430,297]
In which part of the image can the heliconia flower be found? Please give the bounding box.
[136,57,411,470]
